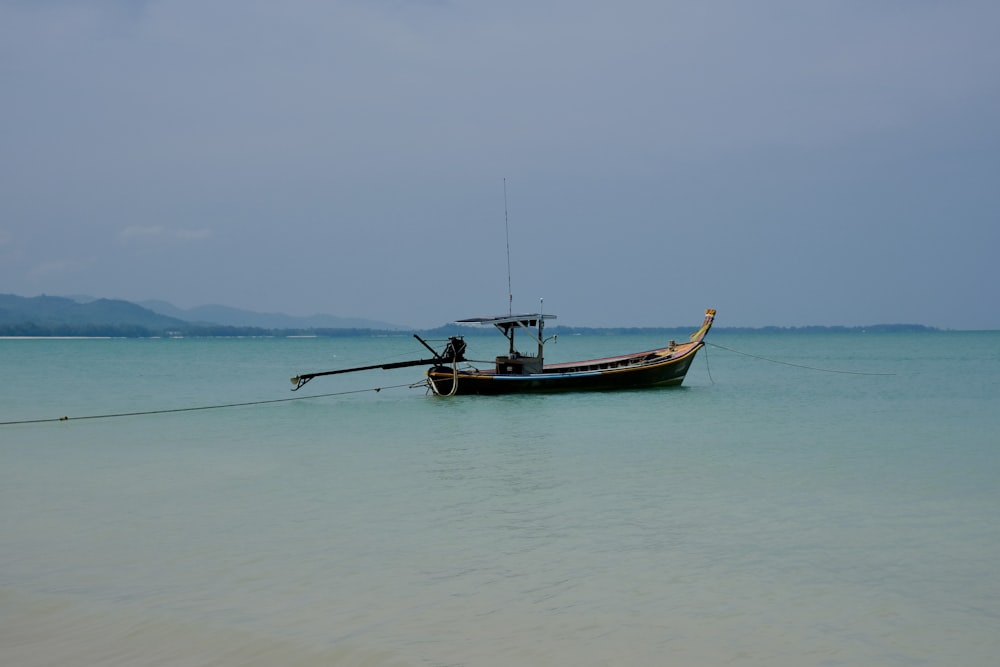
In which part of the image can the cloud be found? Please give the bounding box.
[2,0,997,327]
[175,228,213,241]
[28,257,92,279]
[120,225,165,239]
[119,226,213,241]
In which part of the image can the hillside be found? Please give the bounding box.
[0,294,189,336]
[1,293,942,337]
[0,294,410,337]
[140,300,406,331]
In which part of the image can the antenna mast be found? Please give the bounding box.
[504,178,512,315]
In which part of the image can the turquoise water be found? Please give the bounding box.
[1,331,998,666]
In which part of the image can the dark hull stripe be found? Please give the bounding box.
[427,344,701,396]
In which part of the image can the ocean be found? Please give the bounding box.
[1,330,998,666]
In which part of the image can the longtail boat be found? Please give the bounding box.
[291,309,715,396]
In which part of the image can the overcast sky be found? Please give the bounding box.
[2,1,998,329]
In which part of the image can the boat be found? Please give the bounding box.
[291,309,716,396]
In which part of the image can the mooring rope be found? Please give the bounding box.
[702,342,715,384]
[2,342,895,426]
[0,382,419,427]
[705,342,896,376]
[444,356,460,396]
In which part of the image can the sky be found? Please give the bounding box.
[2,0,998,329]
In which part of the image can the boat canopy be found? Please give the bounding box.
[456,313,556,326]
[456,313,556,361]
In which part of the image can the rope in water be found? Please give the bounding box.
[0,382,420,427]
[702,342,715,384]
[1,342,894,426]
[705,342,896,376]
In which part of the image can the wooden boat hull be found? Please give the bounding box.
[426,339,705,396]
[290,308,714,397]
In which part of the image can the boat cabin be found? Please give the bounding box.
[456,313,556,375]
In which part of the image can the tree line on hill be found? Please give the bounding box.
[0,293,937,337]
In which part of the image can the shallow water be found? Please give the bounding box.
[2,331,998,666]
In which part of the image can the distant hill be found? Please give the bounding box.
[140,300,407,331]
[0,294,189,336]
[0,293,942,337]
[0,294,409,337]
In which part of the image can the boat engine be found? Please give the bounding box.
[443,336,467,363]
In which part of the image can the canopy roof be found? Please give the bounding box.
[456,313,557,326]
